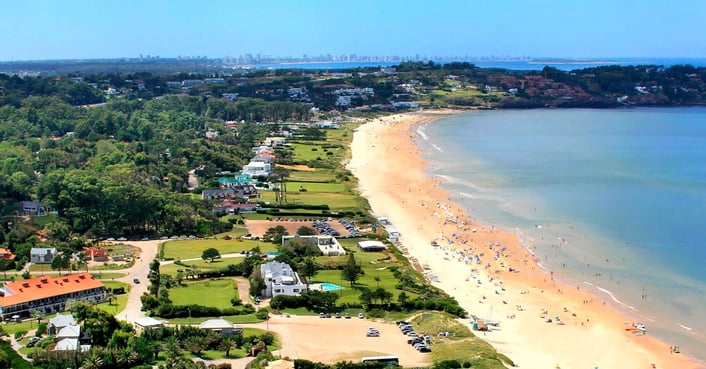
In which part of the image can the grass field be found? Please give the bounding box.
[162,238,276,260]
[407,312,513,369]
[160,258,243,275]
[95,281,130,315]
[167,278,240,310]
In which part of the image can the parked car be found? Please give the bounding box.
[366,327,380,337]
[358,313,365,319]
[408,337,423,344]
[335,312,341,319]
[319,312,325,318]
[418,345,432,353]
[133,278,140,284]
[344,312,351,319]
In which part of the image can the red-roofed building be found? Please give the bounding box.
[0,248,15,261]
[0,273,105,320]
[84,247,108,262]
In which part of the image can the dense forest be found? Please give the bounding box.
[0,88,315,269]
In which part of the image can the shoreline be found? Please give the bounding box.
[348,110,703,369]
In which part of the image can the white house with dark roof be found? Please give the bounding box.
[30,248,57,264]
[260,261,307,298]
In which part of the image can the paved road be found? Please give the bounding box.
[113,240,161,322]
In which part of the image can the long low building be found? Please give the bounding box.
[282,235,347,256]
[0,273,106,321]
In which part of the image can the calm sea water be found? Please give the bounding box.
[251,57,706,70]
[418,108,706,361]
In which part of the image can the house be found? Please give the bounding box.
[315,121,340,129]
[53,324,91,352]
[30,248,57,264]
[48,314,76,335]
[83,247,108,262]
[20,201,50,216]
[0,272,106,320]
[241,162,272,177]
[357,240,387,252]
[263,137,286,147]
[198,318,242,335]
[212,200,259,215]
[260,261,307,298]
[282,235,347,256]
[133,316,165,335]
[0,248,15,261]
[202,189,236,200]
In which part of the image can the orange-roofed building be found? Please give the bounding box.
[0,272,105,321]
[84,247,108,262]
[0,248,15,261]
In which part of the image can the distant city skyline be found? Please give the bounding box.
[2,0,705,62]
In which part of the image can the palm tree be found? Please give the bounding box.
[115,348,138,367]
[105,291,116,306]
[31,310,45,330]
[219,336,239,357]
[80,353,104,369]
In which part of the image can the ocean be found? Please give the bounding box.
[417,108,706,361]
[248,57,706,71]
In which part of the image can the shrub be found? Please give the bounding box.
[35,323,47,337]
[14,330,26,340]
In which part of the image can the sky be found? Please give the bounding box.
[1,0,705,61]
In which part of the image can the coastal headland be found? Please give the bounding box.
[348,110,703,369]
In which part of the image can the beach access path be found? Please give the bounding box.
[347,111,703,369]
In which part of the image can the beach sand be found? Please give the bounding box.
[348,111,703,369]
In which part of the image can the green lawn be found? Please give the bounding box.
[95,281,129,315]
[162,238,276,260]
[310,267,414,305]
[285,169,336,182]
[287,181,347,193]
[92,272,127,280]
[160,258,243,275]
[167,278,240,310]
[259,191,359,209]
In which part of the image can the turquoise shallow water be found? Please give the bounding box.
[418,108,706,362]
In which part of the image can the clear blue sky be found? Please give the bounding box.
[2,0,705,61]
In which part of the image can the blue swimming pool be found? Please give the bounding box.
[320,283,342,291]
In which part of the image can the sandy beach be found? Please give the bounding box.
[347,111,703,369]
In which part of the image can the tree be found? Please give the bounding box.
[31,310,45,328]
[296,226,317,236]
[299,257,318,281]
[201,247,221,262]
[219,336,238,357]
[80,352,104,369]
[341,253,362,286]
[50,252,70,276]
[262,225,288,243]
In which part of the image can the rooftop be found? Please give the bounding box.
[0,272,104,306]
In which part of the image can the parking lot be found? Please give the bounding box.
[261,315,432,367]
[245,220,355,238]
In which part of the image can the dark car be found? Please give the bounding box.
[133,278,140,284]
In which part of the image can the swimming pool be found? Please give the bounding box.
[320,283,342,291]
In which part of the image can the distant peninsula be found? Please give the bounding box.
[1,59,705,110]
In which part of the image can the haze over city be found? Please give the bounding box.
[2,0,705,61]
